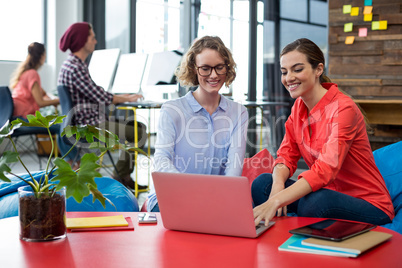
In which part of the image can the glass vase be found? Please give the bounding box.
[18,185,67,242]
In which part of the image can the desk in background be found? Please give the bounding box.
[1,212,401,268]
[240,100,290,155]
[116,101,163,197]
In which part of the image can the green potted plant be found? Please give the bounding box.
[0,111,145,241]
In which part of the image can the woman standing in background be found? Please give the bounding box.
[10,42,59,118]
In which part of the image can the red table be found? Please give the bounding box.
[1,212,401,268]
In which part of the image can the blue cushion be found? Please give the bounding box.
[0,171,139,219]
[374,141,402,234]
[67,177,139,212]
[381,203,402,234]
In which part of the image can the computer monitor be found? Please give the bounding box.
[140,51,182,99]
[111,53,148,94]
[88,48,121,91]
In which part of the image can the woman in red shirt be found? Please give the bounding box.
[10,42,59,118]
[252,38,394,226]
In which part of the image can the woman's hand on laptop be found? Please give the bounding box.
[253,198,282,227]
[254,178,313,226]
[269,182,288,217]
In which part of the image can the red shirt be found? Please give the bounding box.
[274,83,394,219]
[12,69,41,118]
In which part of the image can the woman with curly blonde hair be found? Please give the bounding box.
[147,36,248,212]
[175,35,237,88]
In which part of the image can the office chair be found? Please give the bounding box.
[56,85,119,176]
[0,86,59,170]
[0,86,13,127]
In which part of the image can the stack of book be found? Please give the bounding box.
[279,230,392,258]
[66,215,134,232]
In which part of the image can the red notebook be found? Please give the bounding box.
[69,217,134,232]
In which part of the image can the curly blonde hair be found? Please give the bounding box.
[175,36,236,88]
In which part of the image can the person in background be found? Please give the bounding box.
[147,36,249,212]
[10,42,60,118]
[252,38,394,226]
[58,22,147,190]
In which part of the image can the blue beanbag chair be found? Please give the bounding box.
[373,141,402,234]
[0,171,139,219]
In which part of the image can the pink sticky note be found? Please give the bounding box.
[359,28,368,37]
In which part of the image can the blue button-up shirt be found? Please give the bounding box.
[147,91,248,211]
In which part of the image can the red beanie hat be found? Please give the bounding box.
[59,22,90,52]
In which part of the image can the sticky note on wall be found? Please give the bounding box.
[345,36,355,45]
[343,5,352,14]
[379,20,388,30]
[372,21,380,30]
[364,0,373,6]
[359,28,368,37]
[364,14,373,21]
[351,7,359,16]
[363,6,373,15]
[344,23,353,32]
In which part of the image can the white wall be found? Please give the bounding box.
[0,0,83,93]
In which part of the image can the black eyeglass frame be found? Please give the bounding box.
[195,64,229,77]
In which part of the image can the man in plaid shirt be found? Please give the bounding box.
[57,22,147,190]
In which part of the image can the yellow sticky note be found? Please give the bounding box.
[359,28,368,37]
[372,21,380,30]
[343,5,352,14]
[66,215,128,229]
[344,23,353,33]
[363,6,373,15]
[379,20,388,30]
[345,36,355,45]
[351,7,359,16]
[364,14,373,21]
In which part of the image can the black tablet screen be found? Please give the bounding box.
[289,219,376,241]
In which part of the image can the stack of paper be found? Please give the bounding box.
[67,215,134,232]
[279,231,392,258]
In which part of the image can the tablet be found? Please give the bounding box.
[289,219,376,241]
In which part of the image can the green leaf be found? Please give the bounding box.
[0,151,19,182]
[11,111,65,129]
[89,185,107,208]
[49,115,65,127]
[61,125,122,151]
[126,146,148,157]
[61,125,82,140]
[52,153,102,203]
[0,121,21,144]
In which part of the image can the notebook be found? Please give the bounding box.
[66,215,128,229]
[152,172,275,238]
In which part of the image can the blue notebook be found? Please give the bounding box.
[278,235,358,258]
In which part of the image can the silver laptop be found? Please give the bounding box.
[152,172,275,238]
